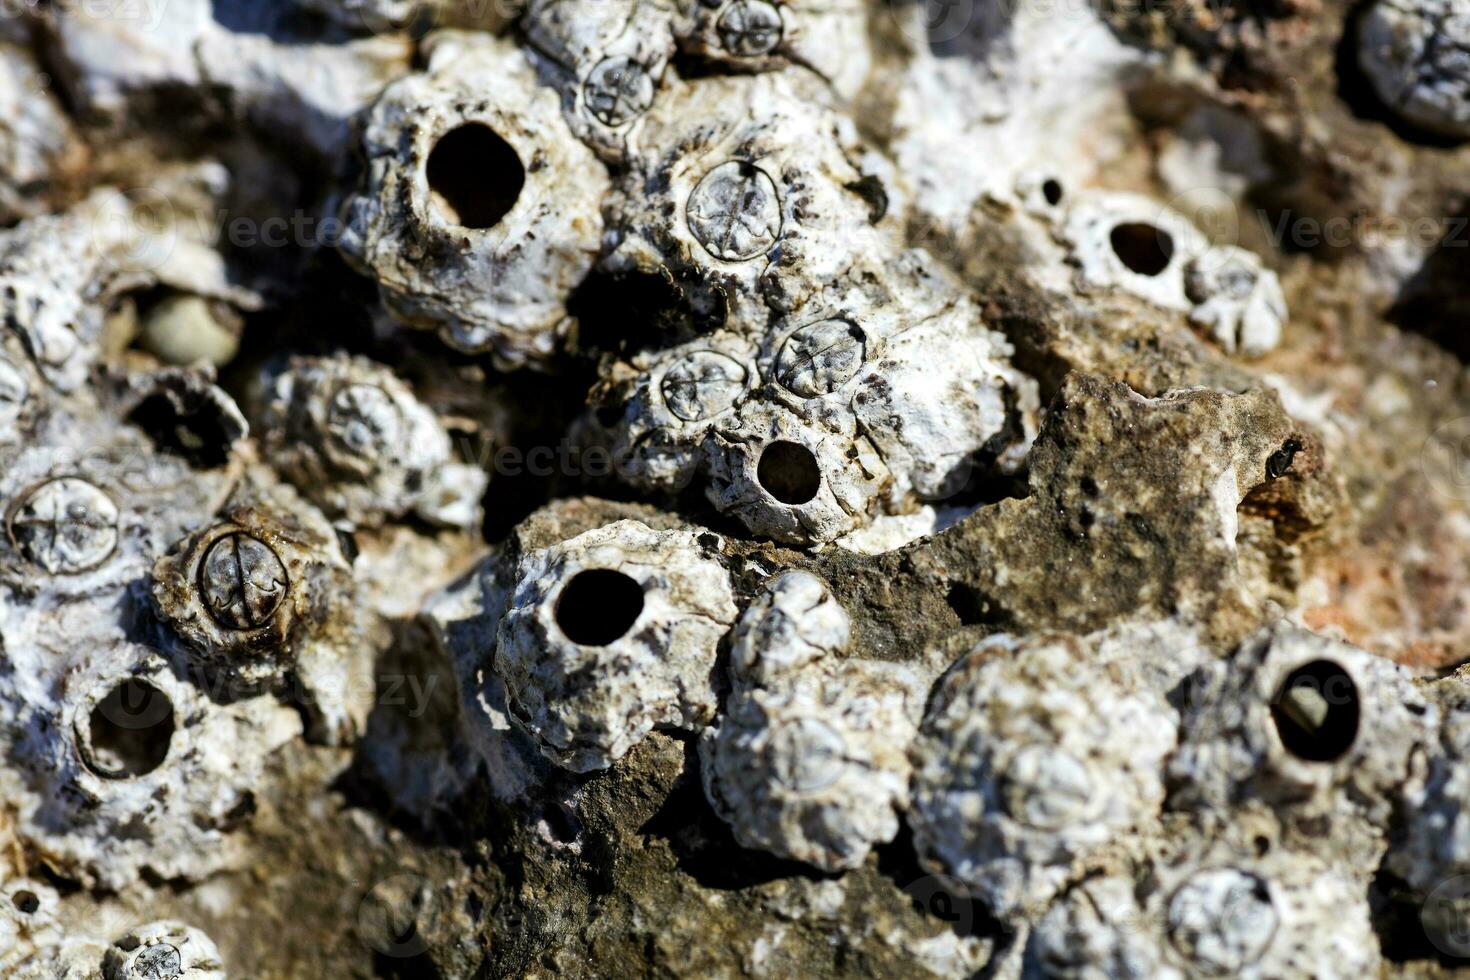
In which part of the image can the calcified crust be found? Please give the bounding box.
[2,0,1470,974]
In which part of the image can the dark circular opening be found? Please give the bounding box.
[1042,179,1063,206]
[1110,222,1175,276]
[85,679,175,778]
[11,890,38,915]
[555,569,645,647]
[1270,660,1359,762]
[757,440,821,505]
[425,123,525,230]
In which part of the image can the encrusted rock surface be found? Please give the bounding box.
[1,0,1470,976]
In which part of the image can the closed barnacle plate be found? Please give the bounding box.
[522,0,678,160]
[702,571,929,871]
[909,630,1179,919]
[148,481,372,742]
[258,353,487,529]
[1026,840,1380,980]
[104,921,226,980]
[604,332,758,492]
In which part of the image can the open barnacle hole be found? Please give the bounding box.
[1110,222,1176,276]
[1269,660,1360,762]
[757,440,822,505]
[11,889,39,915]
[555,568,647,647]
[425,122,526,230]
[78,679,176,779]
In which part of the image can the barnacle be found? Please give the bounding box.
[908,624,1191,919]
[494,519,738,770]
[701,572,929,870]
[341,31,608,368]
[256,353,487,529]
[1359,0,1470,140]
[2,0,1469,973]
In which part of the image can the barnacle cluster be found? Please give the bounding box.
[1,0,1469,974]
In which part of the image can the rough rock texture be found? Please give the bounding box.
[2,0,1470,976]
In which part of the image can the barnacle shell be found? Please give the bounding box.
[495,519,738,771]
[341,31,608,368]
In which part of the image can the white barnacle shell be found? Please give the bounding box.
[0,641,300,889]
[605,331,759,492]
[341,31,609,369]
[1025,836,1380,979]
[607,72,899,328]
[673,0,872,101]
[851,298,1032,503]
[150,479,376,744]
[728,570,850,684]
[909,630,1179,920]
[1169,621,1437,865]
[702,571,925,871]
[9,938,110,980]
[1383,668,1470,900]
[494,520,738,771]
[703,398,890,546]
[0,190,145,392]
[0,877,64,972]
[103,921,226,980]
[1185,245,1287,357]
[702,659,922,871]
[258,353,487,529]
[1058,191,1208,313]
[522,0,678,161]
[1358,0,1470,140]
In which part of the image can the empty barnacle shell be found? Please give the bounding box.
[1169,621,1436,867]
[0,877,63,971]
[257,353,487,529]
[1358,0,1470,140]
[702,399,890,545]
[1058,191,1208,312]
[0,641,300,889]
[103,921,226,980]
[494,519,738,771]
[341,31,609,369]
[1185,246,1287,357]
[908,628,1182,920]
[125,366,249,468]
